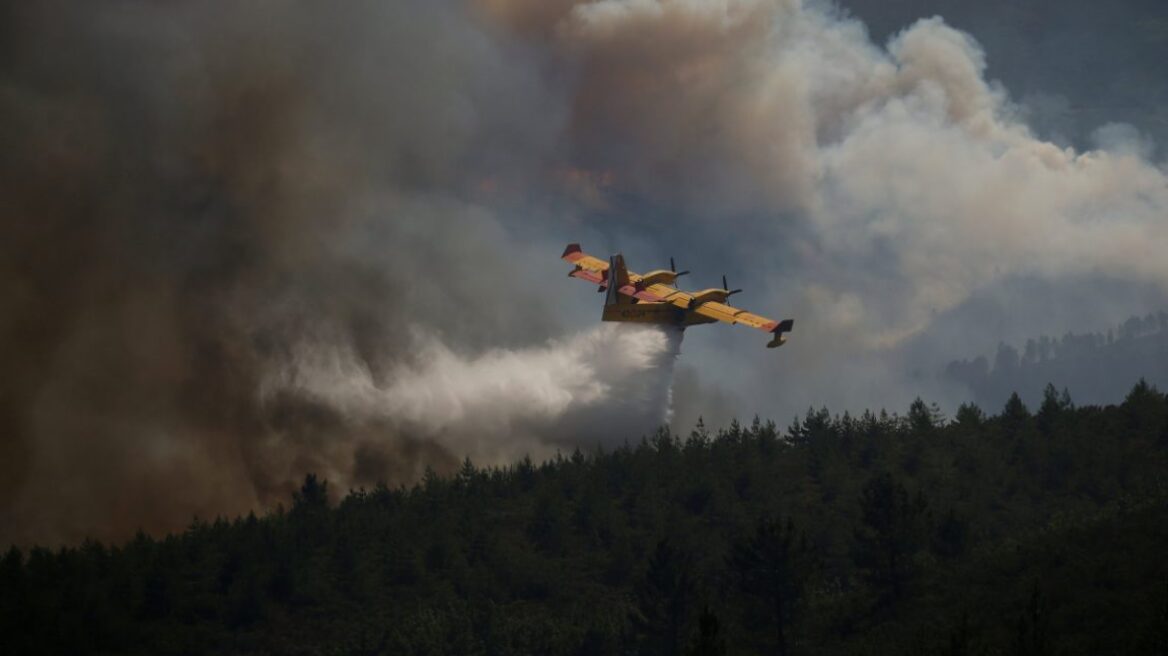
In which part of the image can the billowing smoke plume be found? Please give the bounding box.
[267,323,682,469]
[501,0,1168,416]
[3,0,1167,544]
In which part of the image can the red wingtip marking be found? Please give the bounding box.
[571,270,604,284]
[562,243,582,259]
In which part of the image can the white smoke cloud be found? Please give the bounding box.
[266,323,682,473]
[495,0,1168,417]
[810,18,1168,339]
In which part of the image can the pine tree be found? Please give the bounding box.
[1036,384,1072,436]
[633,540,696,656]
[854,472,928,604]
[728,517,810,656]
[687,606,727,656]
[1001,392,1031,437]
[954,403,985,428]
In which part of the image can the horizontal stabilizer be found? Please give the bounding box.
[766,319,794,349]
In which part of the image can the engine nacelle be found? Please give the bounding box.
[639,269,681,286]
[690,288,732,305]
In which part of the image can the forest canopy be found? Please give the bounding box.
[2,380,1166,655]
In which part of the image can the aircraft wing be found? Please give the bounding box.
[693,301,776,330]
[561,243,609,285]
[642,283,696,308]
[695,301,794,348]
[562,244,665,302]
[641,282,794,348]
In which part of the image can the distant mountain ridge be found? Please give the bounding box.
[946,312,1168,408]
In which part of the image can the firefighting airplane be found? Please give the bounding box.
[562,243,794,348]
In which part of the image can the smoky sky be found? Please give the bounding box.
[1,0,571,544]
[842,0,1168,153]
[3,0,1168,545]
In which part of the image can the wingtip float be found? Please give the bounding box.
[562,243,794,349]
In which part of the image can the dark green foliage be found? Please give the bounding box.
[854,472,927,605]
[633,540,696,656]
[907,398,945,435]
[931,508,969,559]
[1036,384,1073,436]
[687,606,726,656]
[728,517,811,655]
[2,383,1167,655]
[1012,582,1049,656]
[954,402,984,428]
[1001,392,1031,436]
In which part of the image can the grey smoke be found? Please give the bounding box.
[3,0,1168,545]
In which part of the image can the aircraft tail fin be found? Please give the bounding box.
[605,253,630,306]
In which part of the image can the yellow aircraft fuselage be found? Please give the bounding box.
[601,298,717,326]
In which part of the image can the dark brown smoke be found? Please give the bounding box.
[0,1,557,545]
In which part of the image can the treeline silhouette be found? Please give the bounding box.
[946,312,1168,409]
[3,382,1168,654]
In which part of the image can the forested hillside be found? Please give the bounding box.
[3,382,1167,655]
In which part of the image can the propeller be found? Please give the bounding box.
[722,275,743,297]
[670,257,690,277]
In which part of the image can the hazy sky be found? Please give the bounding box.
[3,0,1166,544]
